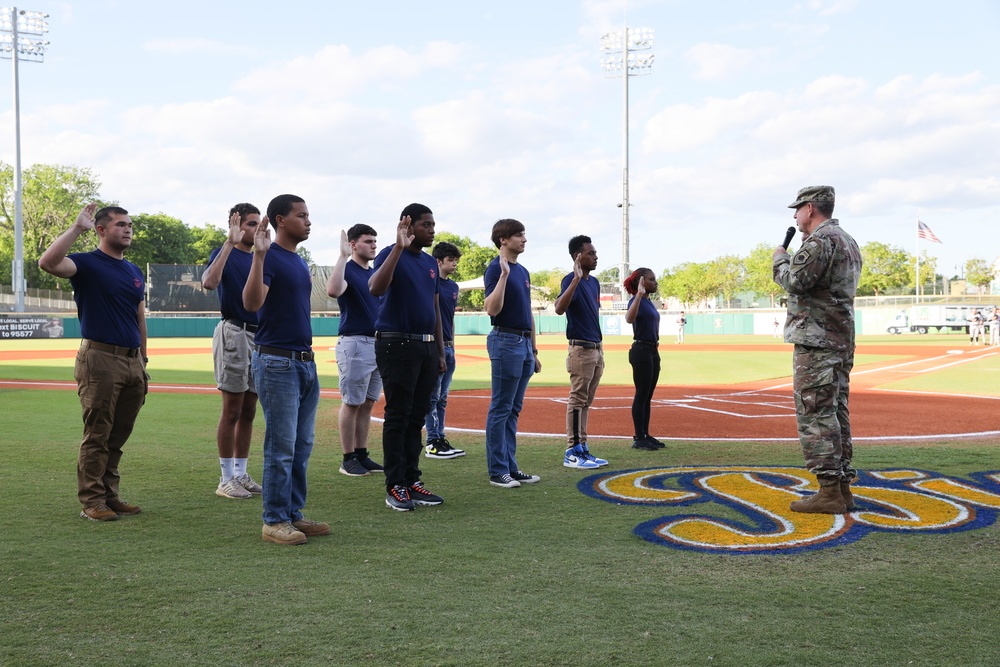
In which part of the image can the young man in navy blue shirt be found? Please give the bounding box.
[39,204,148,522]
[423,241,466,460]
[202,203,263,500]
[326,224,384,477]
[554,235,609,470]
[369,203,446,511]
[243,194,329,545]
[483,219,542,489]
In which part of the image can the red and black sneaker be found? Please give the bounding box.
[408,481,444,506]
[386,485,415,512]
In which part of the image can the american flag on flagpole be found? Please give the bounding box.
[917,220,942,244]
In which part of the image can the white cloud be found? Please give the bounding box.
[684,42,774,81]
[143,38,254,57]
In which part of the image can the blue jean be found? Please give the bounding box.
[252,351,320,525]
[485,330,535,477]
[424,344,456,440]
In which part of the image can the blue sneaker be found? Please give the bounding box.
[564,444,599,469]
[581,443,608,467]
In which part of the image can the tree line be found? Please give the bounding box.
[2,163,994,304]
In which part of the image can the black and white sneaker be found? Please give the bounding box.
[489,474,521,488]
[510,470,540,484]
[425,438,464,459]
[339,455,371,477]
[408,481,444,506]
[386,485,414,511]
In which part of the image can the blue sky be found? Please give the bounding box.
[2,0,998,281]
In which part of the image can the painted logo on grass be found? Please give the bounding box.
[579,466,1000,555]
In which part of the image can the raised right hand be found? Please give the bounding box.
[254,215,272,254]
[339,229,351,258]
[499,253,510,277]
[227,211,243,245]
[74,203,98,231]
[397,216,414,248]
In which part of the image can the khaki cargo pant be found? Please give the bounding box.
[74,341,147,507]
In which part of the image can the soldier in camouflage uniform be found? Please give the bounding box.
[773,185,862,514]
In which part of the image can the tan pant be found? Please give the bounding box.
[74,341,147,507]
[565,344,604,446]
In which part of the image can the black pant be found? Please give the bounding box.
[629,344,661,439]
[375,339,439,490]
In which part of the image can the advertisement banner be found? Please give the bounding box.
[0,315,65,339]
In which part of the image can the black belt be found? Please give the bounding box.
[225,318,259,333]
[83,340,140,358]
[494,326,531,337]
[256,345,315,361]
[569,339,601,350]
[632,340,658,349]
[443,340,454,347]
[375,332,435,342]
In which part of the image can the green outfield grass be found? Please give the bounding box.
[2,335,999,665]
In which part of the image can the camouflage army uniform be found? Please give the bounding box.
[773,218,862,484]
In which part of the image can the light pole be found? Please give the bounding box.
[1,7,49,313]
[600,26,653,288]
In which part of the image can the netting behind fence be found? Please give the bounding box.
[148,264,339,313]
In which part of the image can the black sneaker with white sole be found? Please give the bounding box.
[339,455,371,477]
[509,470,540,484]
[489,474,521,488]
[408,481,443,506]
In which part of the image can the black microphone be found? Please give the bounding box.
[782,226,796,250]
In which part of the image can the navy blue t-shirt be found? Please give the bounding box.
[629,296,660,343]
[68,249,144,348]
[438,277,459,341]
[208,245,258,325]
[337,259,379,337]
[254,244,313,351]
[561,273,602,342]
[484,257,533,331]
[373,245,439,335]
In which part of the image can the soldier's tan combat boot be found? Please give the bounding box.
[789,482,847,514]
[840,481,855,511]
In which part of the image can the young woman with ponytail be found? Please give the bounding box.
[624,268,665,450]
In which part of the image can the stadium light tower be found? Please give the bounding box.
[1,7,49,313]
[600,25,653,286]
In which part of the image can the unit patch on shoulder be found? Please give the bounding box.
[792,246,815,265]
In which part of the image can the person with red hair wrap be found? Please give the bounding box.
[624,268,664,450]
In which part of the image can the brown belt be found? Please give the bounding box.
[83,339,140,358]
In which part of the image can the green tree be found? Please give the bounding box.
[911,251,938,296]
[297,246,314,266]
[595,266,620,285]
[743,243,785,307]
[529,268,566,307]
[965,258,994,294]
[0,162,104,289]
[434,232,497,310]
[709,254,744,308]
[128,213,194,275]
[189,224,228,264]
[660,262,714,308]
[858,241,910,297]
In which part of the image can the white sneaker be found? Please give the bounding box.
[236,473,263,494]
[216,476,253,499]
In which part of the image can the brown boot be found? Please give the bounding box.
[790,482,847,514]
[840,482,855,511]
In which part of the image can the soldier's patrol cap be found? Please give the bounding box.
[788,185,835,209]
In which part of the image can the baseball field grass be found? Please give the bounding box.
[2,334,999,666]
